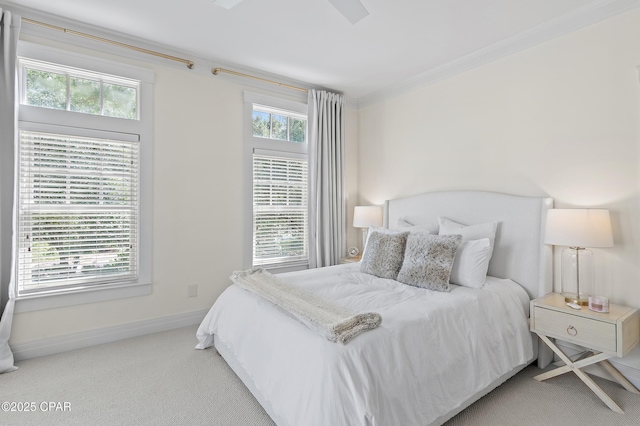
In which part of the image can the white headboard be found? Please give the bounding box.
[384,191,553,299]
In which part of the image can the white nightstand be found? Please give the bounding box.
[530,293,640,413]
[339,256,361,264]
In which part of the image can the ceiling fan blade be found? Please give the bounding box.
[327,0,369,24]
[212,0,244,9]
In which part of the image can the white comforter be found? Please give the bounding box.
[196,263,533,426]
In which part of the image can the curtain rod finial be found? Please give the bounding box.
[212,67,221,75]
[187,61,194,69]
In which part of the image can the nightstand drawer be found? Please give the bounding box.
[533,307,617,352]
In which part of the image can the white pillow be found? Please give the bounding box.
[395,218,438,234]
[438,217,498,288]
[449,238,492,288]
[438,217,497,256]
[395,218,414,228]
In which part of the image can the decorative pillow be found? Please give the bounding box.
[396,234,462,292]
[449,238,491,288]
[361,226,406,259]
[360,231,409,280]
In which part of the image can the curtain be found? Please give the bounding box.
[0,8,20,374]
[307,90,346,268]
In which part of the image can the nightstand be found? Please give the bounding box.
[339,256,361,264]
[530,293,640,413]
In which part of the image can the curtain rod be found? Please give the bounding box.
[22,17,194,69]
[212,67,308,93]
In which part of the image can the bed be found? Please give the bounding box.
[196,190,554,426]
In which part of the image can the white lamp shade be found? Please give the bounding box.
[353,206,382,228]
[545,209,613,248]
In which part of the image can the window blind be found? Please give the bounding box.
[253,152,308,266]
[18,130,139,294]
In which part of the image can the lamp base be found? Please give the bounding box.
[361,228,368,253]
[560,247,594,308]
[563,293,589,306]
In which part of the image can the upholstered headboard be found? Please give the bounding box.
[384,191,553,299]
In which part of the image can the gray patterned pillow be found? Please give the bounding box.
[396,233,463,292]
[360,231,409,280]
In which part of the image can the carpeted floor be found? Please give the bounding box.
[1,325,639,425]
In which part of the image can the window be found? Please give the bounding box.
[22,59,138,119]
[244,93,308,271]
[253,152,308,266]
[18,130,139,294]
[252,106,306,143]
[14,42,153,311]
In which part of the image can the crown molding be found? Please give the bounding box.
[357,0,640,109]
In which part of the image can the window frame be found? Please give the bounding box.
[243,92,309,273]
[252,105,307,143]
[14,42,154,313]
[252,149,309,267]
[19,58,141,120]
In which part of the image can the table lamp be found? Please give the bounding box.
[544,209,613,305]
[353,206,382,253]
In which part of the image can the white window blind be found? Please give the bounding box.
[253,151,308,266]
[18,130,139,295]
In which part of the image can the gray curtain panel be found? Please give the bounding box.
[307,90,346,268]
[0,8,20,374]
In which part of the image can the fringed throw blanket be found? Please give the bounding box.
[230,268,382,344]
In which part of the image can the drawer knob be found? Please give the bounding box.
[567,325,578,336]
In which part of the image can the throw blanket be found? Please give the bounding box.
[230,268,382,344]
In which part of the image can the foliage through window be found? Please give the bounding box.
[247,98,308,269]
[18,131,139,294]
[14,48,150,303]
[252,106,306,143]
[22,60,138,120]
[253,154,308,266]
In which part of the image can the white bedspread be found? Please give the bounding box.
[196,263,533,426]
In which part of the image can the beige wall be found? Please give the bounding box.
[359,9,640,308]
[9,36,359,345]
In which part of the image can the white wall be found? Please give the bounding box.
[359,9,640,308]
[358,8,640,376]
[8,35,359,346]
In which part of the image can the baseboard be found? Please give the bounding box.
[554,340,640,389]
[11,309,209,362]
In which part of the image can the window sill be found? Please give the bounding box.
[259,262,309,275]
[14,281,152,313]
